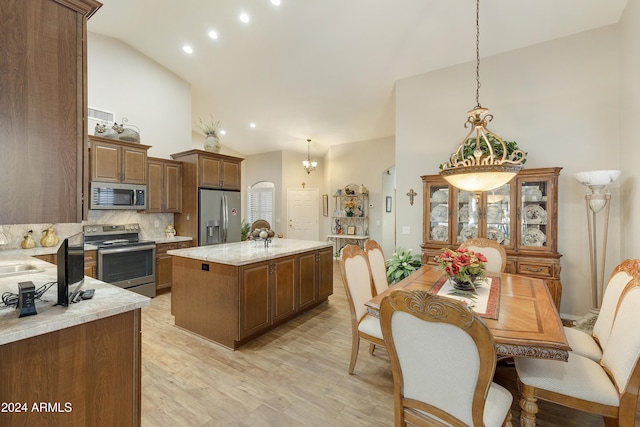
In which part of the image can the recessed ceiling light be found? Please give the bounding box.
[250,122,256,128]
[208,30,218,40]
[271,0,281,5]
[182,45,193,54]
[219,129,226,135]
[239,13,250,23]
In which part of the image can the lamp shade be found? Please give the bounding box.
[441,166,519,193]
[575,170,621,188]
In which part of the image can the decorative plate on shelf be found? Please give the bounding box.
[458,205,469,222]
[524,204,547,224]
[431,204,448,222]
[432,189,448,204]
[459,226,478,242]
[487,227,505,244]
[523,227,546,246]
[486,204,504,223]
[431,225,448,241]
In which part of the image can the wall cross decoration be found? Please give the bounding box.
[406,189,417,206]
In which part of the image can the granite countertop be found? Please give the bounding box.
[168,239,333,266]
[152,236,193,245]
[0,253,150,346]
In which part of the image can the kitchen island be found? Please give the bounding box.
[0,253,149,427]
[168,239,333,350]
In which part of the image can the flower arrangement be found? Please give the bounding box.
[435,247,487,290]
[344,200,356,217]
[196,115,221,137]
[386,247,422,284]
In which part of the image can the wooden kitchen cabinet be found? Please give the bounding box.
[147,157,183,213]
[170,150,244,244]
[421,167,563,307]
[84,249,97,278]
[0,0,101,224]
[198,155,242,190]
[298,247,333,311]
[156,241,191,291]
[239,256,296,340]
[89,136,150,184]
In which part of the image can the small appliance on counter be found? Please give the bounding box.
[84,223,156,298]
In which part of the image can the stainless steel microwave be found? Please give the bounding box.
[89,182,147,210]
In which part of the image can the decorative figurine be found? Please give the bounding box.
[40,226,59,247]
[21,230,36,249]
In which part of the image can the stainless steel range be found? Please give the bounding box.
[84,223,156,298]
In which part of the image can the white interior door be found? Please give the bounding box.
[287,188,319,241]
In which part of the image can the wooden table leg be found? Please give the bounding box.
[519,383,538,427]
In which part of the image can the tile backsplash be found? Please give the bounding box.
[0,211,175,250]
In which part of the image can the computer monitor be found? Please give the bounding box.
[57,232,85,306]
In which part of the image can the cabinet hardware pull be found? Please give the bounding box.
[526,266,544,272]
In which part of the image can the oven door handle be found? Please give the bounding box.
[98,244,156,255]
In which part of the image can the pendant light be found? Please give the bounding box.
[302,139,317,174]
[439,0,526,193]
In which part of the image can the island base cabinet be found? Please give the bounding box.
[171,248,332,350]
[172,257,239,349]
[298,248,333,310]
[0,310,141,427]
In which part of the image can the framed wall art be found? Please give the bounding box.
[347,226,356,235]
[322,194,329,217]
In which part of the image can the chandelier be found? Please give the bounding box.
[302,138,317,174]
[439,0,526,193]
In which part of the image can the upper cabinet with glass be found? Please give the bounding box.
[421,167,563,308]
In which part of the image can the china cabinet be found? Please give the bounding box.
[327,184,369,256]
[421,167,563,307]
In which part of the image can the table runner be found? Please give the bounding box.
[430,275,500,320]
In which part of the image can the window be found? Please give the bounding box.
[248,181,274,225]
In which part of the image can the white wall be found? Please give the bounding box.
[619,0,640,260]
[87,33,193,159]
[396,26,620,316]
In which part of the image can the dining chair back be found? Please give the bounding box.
[340,244,385,374]
[380,289,513,427]
[515,278,640,426]
[564,259,640,362]
[364,239,388,296]
[458,237,507,273]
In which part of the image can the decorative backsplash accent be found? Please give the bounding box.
[0,211,174,250]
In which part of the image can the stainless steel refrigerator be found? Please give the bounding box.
[198,189,242,246]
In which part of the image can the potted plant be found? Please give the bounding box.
[196,115,222,152]
[385,246,422,284]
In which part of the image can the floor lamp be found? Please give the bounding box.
[574,169,621,331]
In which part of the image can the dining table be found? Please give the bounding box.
[365,265,571,361]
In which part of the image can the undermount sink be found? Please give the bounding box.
[0,264,44,278]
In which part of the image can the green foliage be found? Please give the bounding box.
[385,246,422,284]
[241,219,250,241]
[440,134,527,170]
[462,134,527,164]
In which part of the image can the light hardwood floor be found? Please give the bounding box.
[141,261,640,426]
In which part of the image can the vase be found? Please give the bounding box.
[451,274,480,291]
[346,211,354,217]
[204,135,221,153]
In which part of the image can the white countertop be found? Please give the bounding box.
[0,253,150,346]
[168,239,333,266]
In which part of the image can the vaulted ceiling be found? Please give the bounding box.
[88,0,628,156]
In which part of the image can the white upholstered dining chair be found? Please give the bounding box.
[364,239,389,296]
[340,244,385,374]
[458,237,507,273]
[563,259,640,362]
[514,279,640,427]
[380,289,513,427]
